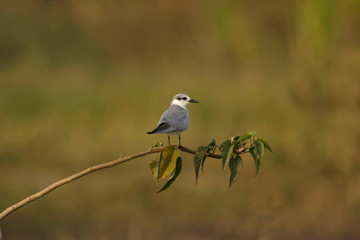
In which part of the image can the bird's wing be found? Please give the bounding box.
[158,105,189,131]
[147,105,189,134]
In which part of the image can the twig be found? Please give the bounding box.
[178,145,222,158]
[0,146,220,221]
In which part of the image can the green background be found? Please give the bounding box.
[1,0,360,239]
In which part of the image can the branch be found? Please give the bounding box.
[178,145,222,158]
[0,146,219,221]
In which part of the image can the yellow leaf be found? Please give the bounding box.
[158,145,179,180]
[149,157,159,184]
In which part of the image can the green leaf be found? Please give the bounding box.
[221,139,233,171]
[257,138,272,152]
[225,145,234,171]
[200,146,208,172]
[194,146,206,183]
[254,140,265,173]
[201,152,207,172]
[158,145,179,180]
[249,147,259,175]
[206,139,216,153]
[250,141,265,176]
[158,156,182,193]
[229,155,242,188]
[209,138,216,147]
[233,132,252,143]
[149,158,159,184]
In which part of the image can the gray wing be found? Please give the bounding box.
[157,105,189,133]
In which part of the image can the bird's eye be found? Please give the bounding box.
[177,97,181,100]
[182,97,187,100]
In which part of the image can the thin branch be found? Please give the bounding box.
[178,145,222,158]
[0,145,220,221]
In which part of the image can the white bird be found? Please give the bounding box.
[147,93,199,146]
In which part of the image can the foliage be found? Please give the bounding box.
[149,132,272,191]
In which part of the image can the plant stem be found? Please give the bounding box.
[0,145,220,221]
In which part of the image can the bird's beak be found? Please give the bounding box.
[189,98,199,103]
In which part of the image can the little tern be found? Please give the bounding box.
[147,93,199,146]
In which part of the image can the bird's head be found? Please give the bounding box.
[171,93,199,108]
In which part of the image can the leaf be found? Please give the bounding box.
[249,147,259,175]
[199,146,208,172]
[158,145,179,180]
[257,138,272,152]
[250,140,265,176]
[208,138,216,147]
[158,156,182,193]
[221,139,234,171]
[206,139,216,153]
[149,158,159,184]
[254,140,265,173]
[194,146,206,183]
[233,132,252,143]
[201,152,207,172]
[229,155,242,188]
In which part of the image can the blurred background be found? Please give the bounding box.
[0,0,360,239]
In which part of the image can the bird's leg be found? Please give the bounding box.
[178,135,181,147]
[168,135,171,145]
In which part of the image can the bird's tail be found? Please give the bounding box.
[147,122,169,134]
[147,128,162,134]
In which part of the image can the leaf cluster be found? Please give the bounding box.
[219,132,272,187]
[149,132,272,192]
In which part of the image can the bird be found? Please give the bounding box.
[147,93,199,146]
